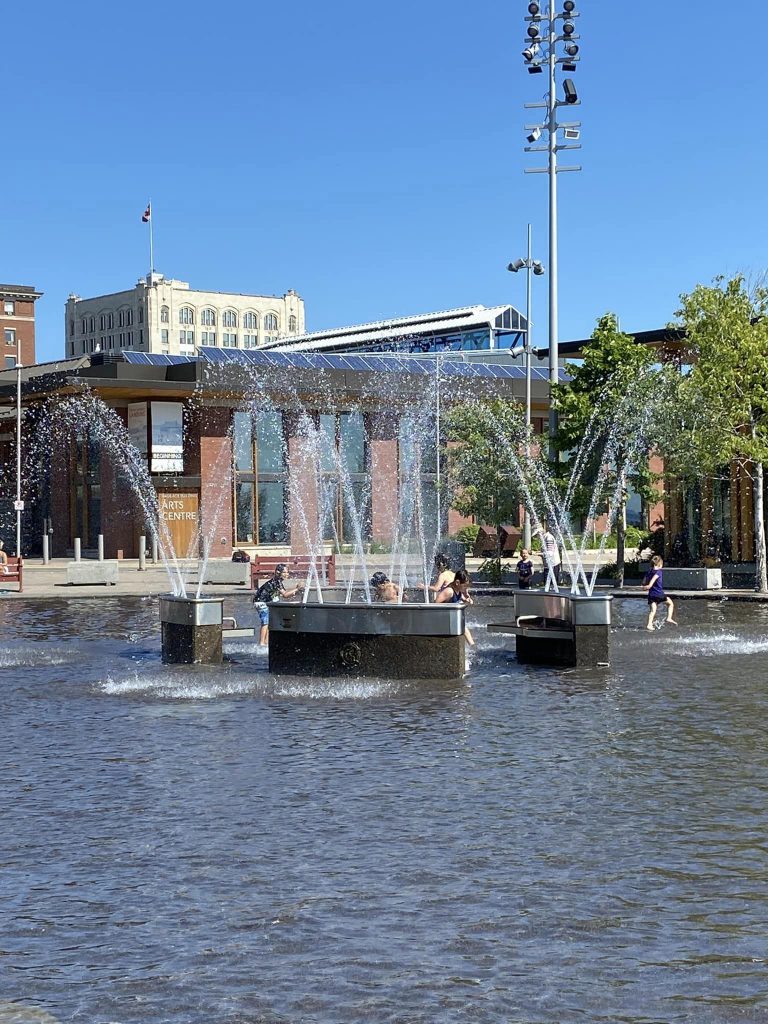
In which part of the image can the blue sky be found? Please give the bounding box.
[4,0,764,362]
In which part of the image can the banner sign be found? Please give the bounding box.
[127,402,148,455]
[151,401,184,473]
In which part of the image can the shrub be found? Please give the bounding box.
[477,558,512,585]
[452,525,480,552]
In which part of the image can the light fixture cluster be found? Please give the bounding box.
[522,0,581,92]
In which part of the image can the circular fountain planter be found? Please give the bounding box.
[159,595,224,665]
[488,591,613,668]
[268,601,466,679]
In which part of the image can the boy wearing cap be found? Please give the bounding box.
[254,563,300,645]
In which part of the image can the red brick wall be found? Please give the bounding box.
[369,411,398,541]
[286,413,319,554]
[100,407,145,558]
[0,297,37,366]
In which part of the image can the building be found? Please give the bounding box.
[64,274,305,359]
[0,348,552,558]
[263,304,527,355]
[1,284,42,367]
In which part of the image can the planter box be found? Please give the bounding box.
[663,567,722,591]
[66,561,119,586]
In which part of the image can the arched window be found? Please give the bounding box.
[118,310,125,327]
[108,312,114,329]
[289,315,297,333]
[99,314,105,330]
[243,311,257,330]
[160,305,169,323]
[223,310,238,328]
[201,308,216,326]
[264,313,278,332]
[126,309,133,326]
[179,306,194,325]
[81,318,87,335]
[89,316,95,332]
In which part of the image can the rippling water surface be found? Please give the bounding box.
[1,595,768,1023]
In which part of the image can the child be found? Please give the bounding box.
[253,563,300,645]
[643,554,677,631]
[516,548,534,589]
[421,553,455,598]
[370,571,404,603]
[436,570,475,645]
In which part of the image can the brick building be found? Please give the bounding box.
[0,284,42,367]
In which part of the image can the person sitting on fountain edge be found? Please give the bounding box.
[420,553,455,597]
[435,570,475,646]
[254,563,300,646]
[370,571,405,603]
[516,548,534,590]
[642,555,677,631]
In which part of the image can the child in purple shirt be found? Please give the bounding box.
[643,555,678,631]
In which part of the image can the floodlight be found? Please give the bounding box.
[507,259,526,272]
[532,261,545,276]
[527,63,543,74]
[527,23,540,37]
[528,1,540,13]
[563,0,576,11]
[563,78,578,103]
[562,20,575,35]
[526,126,542,143]
[563,127,580,140]
[564,42,579,55]
[522,41,540,61]
[562,62,577,71]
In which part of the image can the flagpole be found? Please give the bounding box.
[149,198,154,275]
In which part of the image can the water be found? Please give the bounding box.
[2,597,768,1023]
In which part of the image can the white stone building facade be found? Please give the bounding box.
[64,274,305,358]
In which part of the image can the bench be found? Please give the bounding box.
[251,554,336,590]
[66,560,120,586]
[0,556,23,592]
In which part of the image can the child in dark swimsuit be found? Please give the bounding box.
[643,555,677,631]
[436,570,474,645]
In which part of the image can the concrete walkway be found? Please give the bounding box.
[1,558,764,602]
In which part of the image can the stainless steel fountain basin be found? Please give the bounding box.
[513,591,612,626]
[159,595,224,627]
[270,601,465,636]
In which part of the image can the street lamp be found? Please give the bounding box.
[508,223,545,549]
[522,0,583,462]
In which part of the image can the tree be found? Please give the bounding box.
[672,275,768,592]
[553,313,658,587]
[444,399,527,573]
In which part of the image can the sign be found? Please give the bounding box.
[151,401,184,473]
[13,499,24,511]
[127,402,148,455]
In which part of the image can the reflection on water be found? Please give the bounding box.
[1,595,768,1023]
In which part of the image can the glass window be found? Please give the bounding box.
[108,312,114,329]
[161,329,169,344]
[127,309,133,326]
[89,316,95,332]
[118,310,125,327]
[161,306,169,323]
[201,308,216,326]
[256,411,284,472]
[69,320,74,337]
[235,481,255,543]
[223,310,237,328]
[179,330,194,346]
[179,307,194,325]
[4,328,16,346]
[99,315,105,330]
[289,315,297,332]
[264,313,278,332]
[4,301,14,315]
[4,356,16,368]
[234,411,254,471]
[243,312,257,330]
[139,307,143,323]
[258,482,287,544]
[81,318,87,335]
[201,331,216,345]
[243,333,258,349]
[340,411,365,475]
[223,332,237,347]
[319,414,337,472]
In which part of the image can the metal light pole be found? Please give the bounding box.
[15,358,22,557]
[522,0,582,463]
[508,223,545,550]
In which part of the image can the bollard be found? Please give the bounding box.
[152,536,159,563]
[139,535,146,571]
[98,534,104,561]
[74,538,81,562]
[42,534,49,564]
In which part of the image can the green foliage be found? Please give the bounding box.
[452,524,480,551]
[445,399,527,553]
[367,540,391,555]
[477,558,513,584]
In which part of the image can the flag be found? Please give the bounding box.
[141,203,151,223]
